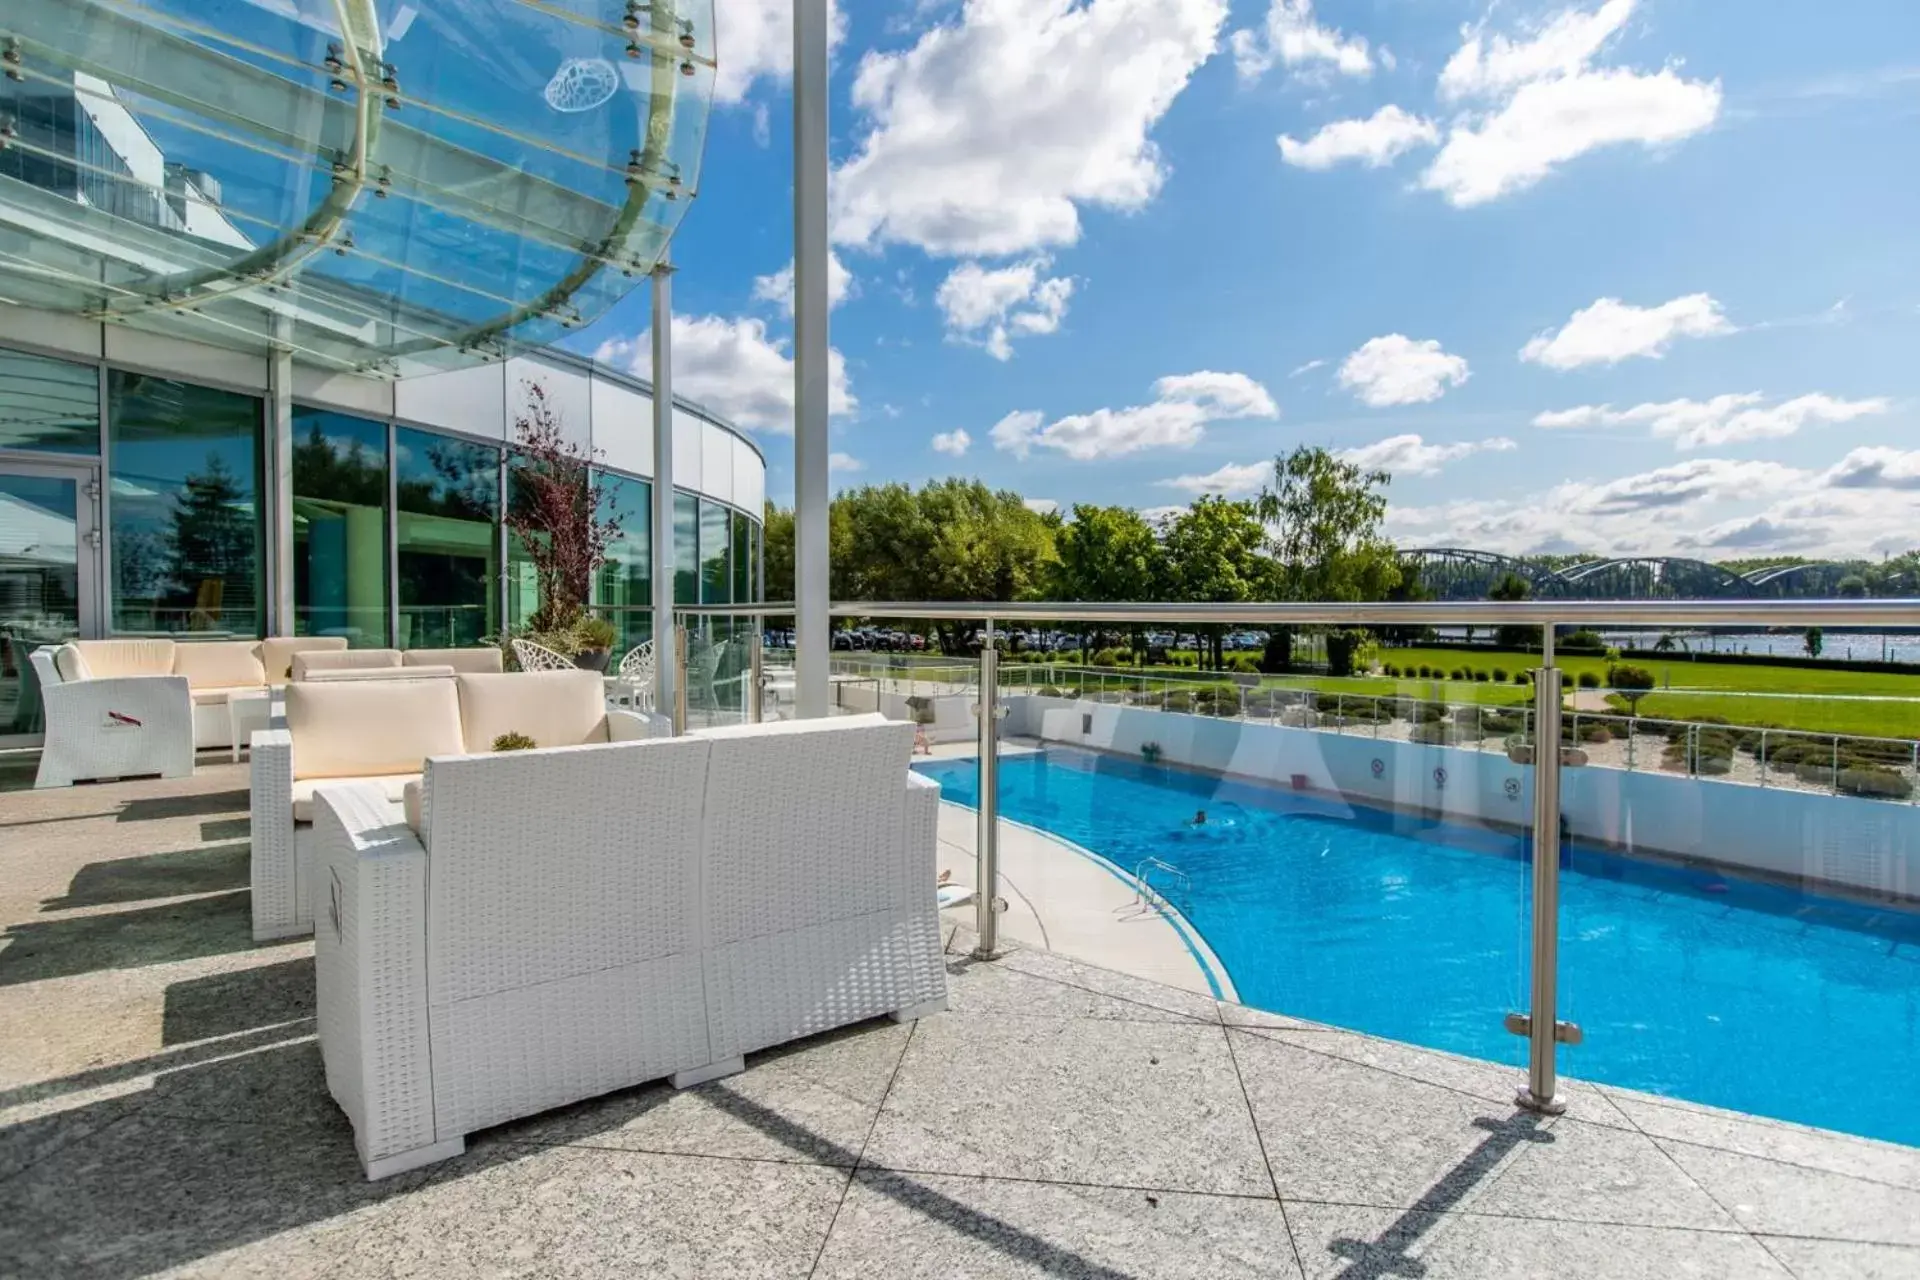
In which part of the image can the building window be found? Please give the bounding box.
[107,371,263,636]
[593,471,651,655]
[291,407,388,646]
[0,349,98,455]
[673,491,699,606]
[700,500,731,606]
[396,426,497,648]
[731,509,753,604]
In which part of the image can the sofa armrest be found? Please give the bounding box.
[311,784,438,1178]
[35,674,193,788]
[904,770,941,880]
[248,728,299,940]
[607,707,675,742]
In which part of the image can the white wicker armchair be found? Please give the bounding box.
[612,640,655,709]
[312,712,946,1179]
[29,646,194,788]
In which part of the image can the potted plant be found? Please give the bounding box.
[572,615,617,672]
[492,731,537,752]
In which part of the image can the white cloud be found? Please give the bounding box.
[989,370,1278,462]
[751,252,855,316]
[1279,105,1439,170]
[1337,433,1517,476]
[1823,446,1920,491]
[1023,498,1060,515]
[935,258,1075,360]
[1419,0,1721,207]
[829,452,864,473]
[710,0,848,106]
[751,103,771,147]
[1289,358,1326,377]
[1338,335,1471,407]
[830,0,1226,256]
[1158,461,1271,497]
[593,315,855,434]
[1532,392,1891,449]
[931,428,972,457]
[1438,0,1635,101]
[1520,293,1733,369]
[1230,0,1372,82]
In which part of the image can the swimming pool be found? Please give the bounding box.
[917,746,1920,1147]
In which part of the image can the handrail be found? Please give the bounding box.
[673,599,1920,627]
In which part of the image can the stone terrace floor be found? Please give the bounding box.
[3,763,1919,1278]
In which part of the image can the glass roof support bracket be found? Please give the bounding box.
[83,0,386,325]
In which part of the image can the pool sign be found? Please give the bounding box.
[1370,758,1385,778]
[1433,766,1448,789]
[1504,777,1522,800]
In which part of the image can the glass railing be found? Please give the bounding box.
[661,598,1920,1137]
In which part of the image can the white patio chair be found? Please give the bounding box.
[612,640,655,709]
[509,637,574,672]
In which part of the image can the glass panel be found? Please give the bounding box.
[395,427,497,648]
[0,472,81,736]
[699,499,730,605]
[0,349,99,455]
[107,371,263,636]
[505,454,538,637]
[1557,617,1920,1145]
[673,491,698,606]
[731,509,752,604]
[290,407,387,646]
[593,471,651,657]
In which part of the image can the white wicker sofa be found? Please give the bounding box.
[28,636,346,787]
[249,670,661,941]
[311,712,946,1179]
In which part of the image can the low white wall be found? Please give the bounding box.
[1013,696,1919,902]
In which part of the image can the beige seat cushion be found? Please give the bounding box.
[259,636,348,683]
[292,774,418,823]
[68,639,176,679]
[285,678,465,780]
[302,665,455,683]
[456,670,610,751]
[292,649,402,679]
[172,641,266,690]
[402,647,503,673]
[189,685,266,707]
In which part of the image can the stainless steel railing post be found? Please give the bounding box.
[749,631,764,724]
[975,629,1002,958]
[1518,623,1568,1115]
[673,624,690,736]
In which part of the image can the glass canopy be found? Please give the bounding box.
[0,0,713,375]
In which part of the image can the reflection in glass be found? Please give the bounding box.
[107,371,263,635]
[732,509,752,603]
[674,491,698,606]
[0,349,99,455]
[396,427,498,648]
[700,500,731,605]
[0,473,80,735]
[292,408,388,646]
[593,471,651,656]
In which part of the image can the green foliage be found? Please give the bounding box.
[1472,669,1490,682]
[1804,626,1824,659]
[1487,572,1534,650]
[761,502,794,601]
[1837,766,1913,799]
[1449,667,1469,681]
[1490,666,1508,682]
[1257,445,1401,603]
[576,615,616,651]
[1382,663,1401,678]
[491,731,537,752]
[1561,629,1606,653]
[1161,496,1276,668]
[1607,663,1657,712]
[1577,671,1600,689]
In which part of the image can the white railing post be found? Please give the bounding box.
[1759,729,1769,788]
[1517,626,1571,1115]
[974,633,1003,958]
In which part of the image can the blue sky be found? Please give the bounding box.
[570,0,1920,561]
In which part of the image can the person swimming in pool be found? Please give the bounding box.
[1189,809,1207,827]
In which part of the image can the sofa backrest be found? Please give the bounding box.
[692,713,916,944]
[303,665,456,683]
[455,670,609,751]
[61,638,176,680]
[259,636,347,683]
[292,648,402,679]
[418,737,713,1005]
[284,677,464,780]
[171,640,266,689]
[402,647,503,673]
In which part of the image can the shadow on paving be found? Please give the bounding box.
[114,790,248,823]
[1326,1111,1554,1279]
[162,956,315,1045]
[38,843,251,912]
[0,890,257,986]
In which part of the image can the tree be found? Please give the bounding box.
[1804,626,1823,659]
[166,454,257,628]
[1487,571,1534,651]
[1162,496,1274,669]
[761,502,794,602]
[503,381,619,632]
[1053,504,1165,659]
[1608,663,1656,715]
[1835,574,1868,599]
[1256,445,1400,672]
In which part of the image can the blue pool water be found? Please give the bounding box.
[918,748,1920,1147]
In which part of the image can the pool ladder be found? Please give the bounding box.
[1133,857,1191,915]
